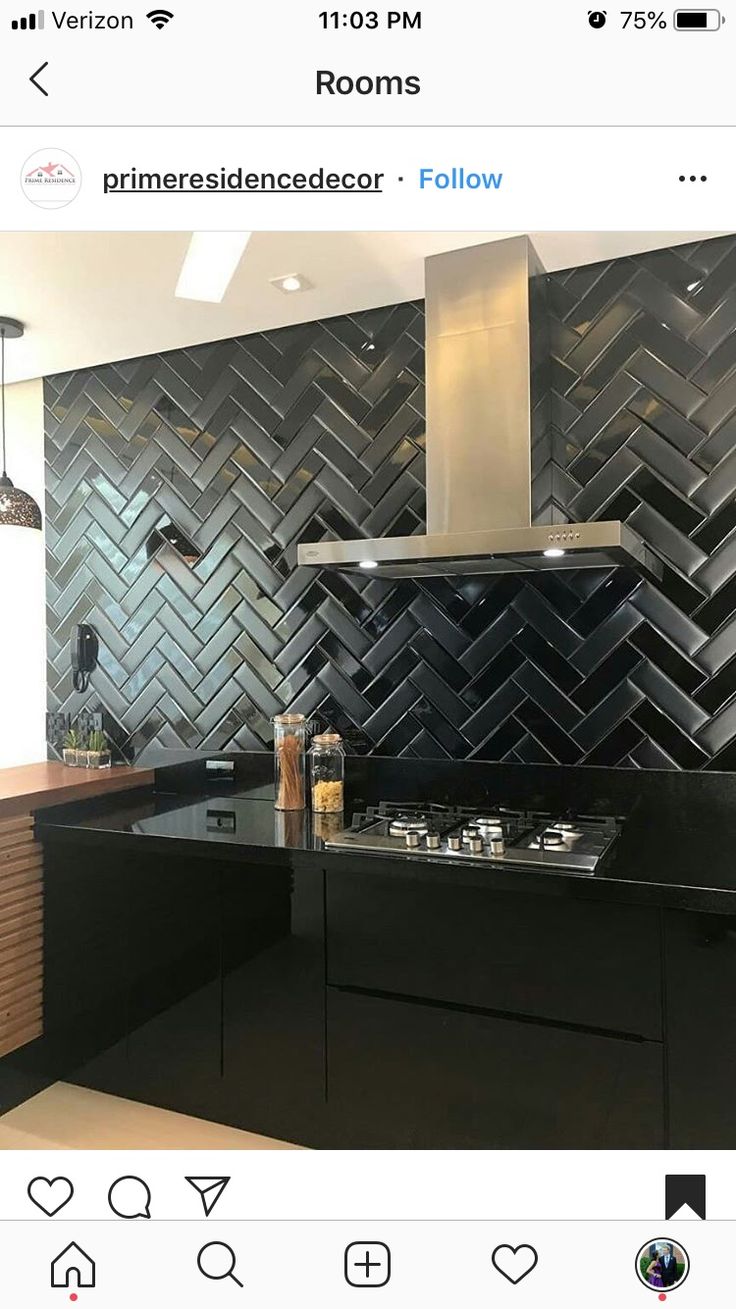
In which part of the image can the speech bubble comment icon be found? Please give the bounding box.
[108,1176,152,1219]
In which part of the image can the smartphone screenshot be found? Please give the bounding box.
[0,0,733,1303]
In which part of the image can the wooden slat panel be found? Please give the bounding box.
[0,912,43,947]
[0,972,42,1008]
[0,944,42,979]
[0,957,42,992]
[0,836,38,862]
[0,811,43,1057]
[0,891,42,922]
[0,848,43,872]
[0,1019,42,1058]
[0,815,33,842]
[0,1002,43,1035]
[0,853,43,882]
[0,865,43,893]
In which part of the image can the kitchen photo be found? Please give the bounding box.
[0,228,735,1150]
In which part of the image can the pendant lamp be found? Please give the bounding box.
[0,318,42,531]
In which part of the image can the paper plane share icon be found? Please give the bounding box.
[185,1175,230,1217]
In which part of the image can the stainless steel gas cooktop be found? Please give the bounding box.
[323,800,621,875]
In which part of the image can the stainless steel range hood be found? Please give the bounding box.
[297,236,662,579]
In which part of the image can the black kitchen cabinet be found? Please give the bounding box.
[117,854,222,1118]
[665,909,736,1147]
[44,845,222,1116]
[327,989,665,1148]
[219,862,327,1144]
[43,847,130,1080]
[327,872,663,1038]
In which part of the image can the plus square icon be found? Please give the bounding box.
[344,1242,391,1287]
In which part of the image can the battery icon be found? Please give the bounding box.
[674,9,723,26]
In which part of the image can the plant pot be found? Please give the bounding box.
[85,749,111,769]
[62,748,80,768]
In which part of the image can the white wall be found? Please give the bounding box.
[0,379,46,768]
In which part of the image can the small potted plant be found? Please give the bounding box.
[85,728,111,770]
[62,727,82,768]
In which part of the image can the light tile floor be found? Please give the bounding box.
[0,1083,299,1150]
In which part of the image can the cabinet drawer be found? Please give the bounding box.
[326,874,662,1038]
[327,989,664,1148]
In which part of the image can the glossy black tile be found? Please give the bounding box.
[44,236,736,768]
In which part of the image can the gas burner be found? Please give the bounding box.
[327,801,622,876]
[461,825,482,843]
[389,813,429,838]
[474,817,505,833]
[539,828,564,845]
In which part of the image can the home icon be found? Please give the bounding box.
[50,1242,96,1289]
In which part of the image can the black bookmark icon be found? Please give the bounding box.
[665,1175,706,1220]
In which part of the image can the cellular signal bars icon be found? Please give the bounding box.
[11,8,45,27]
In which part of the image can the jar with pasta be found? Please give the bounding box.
[308,733,345,813]
[272,713,308,810]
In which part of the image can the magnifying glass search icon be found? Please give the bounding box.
[197,1241,244,1288]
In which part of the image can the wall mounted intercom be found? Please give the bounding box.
[71,623,99,692]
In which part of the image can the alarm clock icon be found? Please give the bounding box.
[588,10,607,25]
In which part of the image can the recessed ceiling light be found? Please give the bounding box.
[270,273,312,294]
[358,559,379,569]
[175,231,251,303]
[543,548,565,558]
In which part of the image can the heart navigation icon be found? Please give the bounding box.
[491,1244,539,1285]
[27,1176,74,1217]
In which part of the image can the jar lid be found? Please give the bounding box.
[272,713,306,725]
[312,732,342,745]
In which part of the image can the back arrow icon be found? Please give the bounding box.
[30,62,49,95]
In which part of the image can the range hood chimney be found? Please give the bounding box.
[297,236,662,579]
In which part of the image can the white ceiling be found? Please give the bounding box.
[0,230,725,384]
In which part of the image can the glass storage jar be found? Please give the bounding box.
[309,733,345,812]
[272,713,308,810]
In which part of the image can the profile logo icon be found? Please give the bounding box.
[635,1239,690,1295]
[21,148,81,208]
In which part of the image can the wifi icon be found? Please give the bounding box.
[146,7,173,27]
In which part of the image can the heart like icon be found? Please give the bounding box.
[491,1243,539,1285]
[27,1176,74,1217]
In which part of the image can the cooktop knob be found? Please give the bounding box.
[426,832,441,850]
[447,835,462,851]
[405,830,420,849]
[468,836,483,854]
[488,836,505,855]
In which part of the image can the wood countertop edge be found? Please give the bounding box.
[0,762,155,822]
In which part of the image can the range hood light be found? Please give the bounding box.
[358,559,378,569]
[543,547,565,558]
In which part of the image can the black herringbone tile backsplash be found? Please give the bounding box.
[45,234,736,768]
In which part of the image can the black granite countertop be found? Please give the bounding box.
[33,752,736,914]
